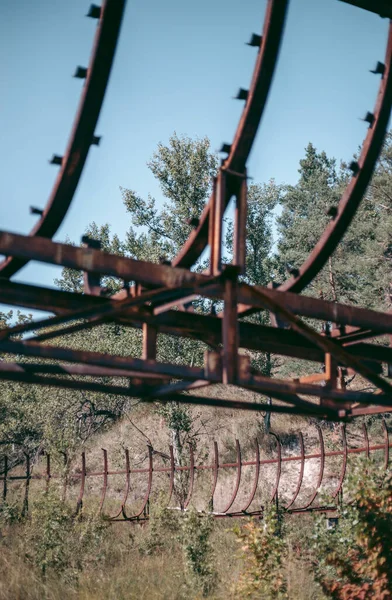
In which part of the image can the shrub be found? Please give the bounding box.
[180,509,217,597]
[233,504,288,599]
[312,462,392,599]
[139,493,181,556]
[24,489,108,582]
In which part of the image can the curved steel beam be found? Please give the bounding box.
[240,438,260,513]
[285,431,305,510]
[122,445,153,520]
[45,453,51,494]
[119,448,131,520]
[172,0,289,269]
[166,445,175,506]
[279,23,392,293]
[99,448,108,514]
[297,425,325,510]
[184,443,195,509]
[363,422,370,459]
[383,419,389,470]
[221,439,242,513]
[269,432,282,502]
[209,441,219,511]
[75,451,86,514]
[332,425,348,500]
[0,0,127,279]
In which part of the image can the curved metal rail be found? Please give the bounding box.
[279,21,392,293]
[172,0,289,269]
[173,4,392,296]
[285,432,305,510]
[2,423,392,520]
[240,439,261,512]
[0,0,127,279]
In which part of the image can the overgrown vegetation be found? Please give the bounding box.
[312,463,392,599]
[1,461,391,598]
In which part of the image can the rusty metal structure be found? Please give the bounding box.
[1,0,392,421]
[2,422,391,519]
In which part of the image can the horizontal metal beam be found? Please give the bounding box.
[2,234,392,336]
[238,284,392,334]
[338,0,392,18]
[0,342,387,407]
[0,364,336,417]
[0,231,211,289]
[0,340,208,382]
[0,281,391,366]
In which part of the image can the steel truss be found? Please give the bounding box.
[1,0,392,421]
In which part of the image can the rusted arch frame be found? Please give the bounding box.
[293,425,325,511]
[122,446,153,520]
[332,425,348,500]
[269,433,282,502]
[75,452,86,514]
[216,440,242,514]
[173,0,289,269]
[167,446,175,506]
[182,444,196,509]
[0,0,127,279]
[207,440,245,514]
[277,22,392,294]
[74,448,133,519]
[240,439,261,513]
[285,432,305,510]
[209,441,219,511]
[383,419,390,470]
[98,449,134,520]
[208,438,262,514]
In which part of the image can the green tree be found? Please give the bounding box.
[276,140,392,310]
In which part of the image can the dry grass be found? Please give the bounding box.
[0,516,325,600]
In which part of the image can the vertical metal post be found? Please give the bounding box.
[45,453,51,494]
[3,455,8,503]
[142,323,157,360]
[76,452,86,514]
[222,269,239,384]
[211,171,225,275]
[141,323,158,386]
[81,237,102,295]
[233,170,247,274]
[325,353,338,389]
[208,177,217,276]
[22,453,30,517]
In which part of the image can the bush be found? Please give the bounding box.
[312,462,392,599]
[24,489,108,583]
[180,509,217,597]
[139,493,181,556]
[233,504,288,599]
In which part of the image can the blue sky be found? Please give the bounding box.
[0,0,389,304]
